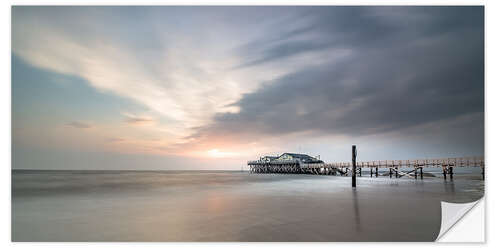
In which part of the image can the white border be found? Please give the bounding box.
[4,0,489,6]
[2,0,497,249]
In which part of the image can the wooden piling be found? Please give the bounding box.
[370,167,373,177]
[420,167,423,179]
[389,168,393,178]
[376,167,379,177]
[352,145,356,188]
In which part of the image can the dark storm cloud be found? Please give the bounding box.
[238,6,483,67]
[193,6,484,142]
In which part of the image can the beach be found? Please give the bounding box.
[11,169,484,242]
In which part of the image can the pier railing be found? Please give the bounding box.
[321,156,484,169]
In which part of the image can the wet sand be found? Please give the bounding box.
[11,170,484,241]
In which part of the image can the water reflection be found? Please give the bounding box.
[12,171,484,241]
[444,179,456,194]
[352,189,361,232]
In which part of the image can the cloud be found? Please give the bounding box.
[236,7,483,69]
[186,6,484,153]
[11,7,278,139]
[107,137,125,143]
[66,121,92,129]
[12,6,484,158]
[126,117,154,125]
[122,113,155,126]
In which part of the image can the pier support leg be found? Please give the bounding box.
[389,168,393,178]
[352,145,357,188]
[376,167,379,177]
[396,167,399,178]
[370,168,373,177]
[420,167,423,179]
[359,167,362,177]
[414,167,418,179]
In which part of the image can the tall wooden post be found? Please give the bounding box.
[420,167,423,179]
[352,145,357,188]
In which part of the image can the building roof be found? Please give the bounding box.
[249,152,323,165]
[280,153,322,163]
[263,156,279,159]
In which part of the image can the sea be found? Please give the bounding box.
[11,168,484,242]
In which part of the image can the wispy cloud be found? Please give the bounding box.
[107,137,125,143]
[66,121,92,129]
[122,113,155,126]
[11,7,332,140]
[126,117,154,126]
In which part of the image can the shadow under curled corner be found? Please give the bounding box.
[435,198,484,242]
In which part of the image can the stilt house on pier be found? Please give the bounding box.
[248,153,323,173]
[275,153,323,164]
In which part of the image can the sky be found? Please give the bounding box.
[12,6,484,170]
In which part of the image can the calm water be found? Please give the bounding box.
[12,169,484,242]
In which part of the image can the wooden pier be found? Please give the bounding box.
[248,156,485,180]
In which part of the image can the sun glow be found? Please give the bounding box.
[207,149,235,158]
